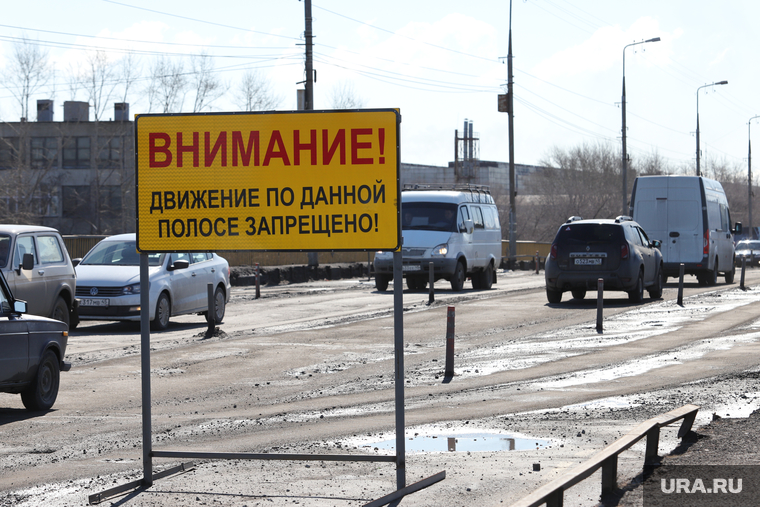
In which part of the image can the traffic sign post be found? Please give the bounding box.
[89,110,446,505]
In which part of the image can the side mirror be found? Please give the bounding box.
[168,259,189,271]
[734,222,743,235]
[462,219,475,234]
[72,258,81,267]
[13,299,27,314]
[21,252,34,271]
[652,239,661,249]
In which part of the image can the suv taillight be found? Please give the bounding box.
[704,230,710,255]
[621,243,629,260]
[550,244,557,260]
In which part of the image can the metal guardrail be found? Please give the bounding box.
[508,404,699,507]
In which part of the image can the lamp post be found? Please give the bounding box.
[696,80,728,176]
[749,115,760,235]
[621,37,660,215]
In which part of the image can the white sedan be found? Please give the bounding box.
[73,234,230,331]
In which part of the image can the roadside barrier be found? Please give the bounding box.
[508,404,699,507]
[740,258,746,290]
[677,263,685,306]
[445,306,455,378]
[429,262,435,304]
[255,263,261,299]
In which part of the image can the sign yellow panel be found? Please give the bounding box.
[135,110,400,253]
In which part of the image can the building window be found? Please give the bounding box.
[98,137,122,169]
[31,137,58,168]
[98,186,122,219]
[62,185,91,218]
[63,136,91,169]
[0,137,20,169]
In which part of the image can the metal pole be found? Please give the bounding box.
[677,263,685,306]
[622,38,659,214]
[596,278,604,333]
[304,0,319,268]
[507,0,517,264]
[207,283,215,334]
[428,262,435,304]
[749,116,760,234]
[254,263,261,299]
[741,257,746,290]
[139,253,153,485]
[445,306,455,377]
[392,249,406,490]
[696,81,728,177]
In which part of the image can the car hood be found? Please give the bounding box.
[75,265,161,286]
[401,230,453,249]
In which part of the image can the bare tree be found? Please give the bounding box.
[118,52,141,105]
[146,56,186,113]
[190,52,227,112]
[1,36,52,120]
[329,81,365,109]
[79,50,119,121]
[233,70,282,111]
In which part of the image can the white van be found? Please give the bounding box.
[629,175,742,285]
[373,184,502,292]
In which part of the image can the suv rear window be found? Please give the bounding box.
[556,224,625,244]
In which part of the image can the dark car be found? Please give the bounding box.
[0,267,70,410]
[734,240,760,267]
[544,216,664,304]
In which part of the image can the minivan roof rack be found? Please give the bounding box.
[402,183,493,204]
[615,215,633,223]
[564,216,583,223]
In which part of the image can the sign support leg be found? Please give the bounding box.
[140,253,153,486]
[392,250,406,490]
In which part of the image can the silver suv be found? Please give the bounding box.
[0,225,77,328]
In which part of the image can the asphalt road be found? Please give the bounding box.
[2,268,760,506]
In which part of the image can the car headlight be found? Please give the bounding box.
[122,283,141,295]
[431,243,448,256]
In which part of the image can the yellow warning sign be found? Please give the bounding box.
[135,109,400,253]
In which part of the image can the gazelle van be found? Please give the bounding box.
[373,184,501,292]
[629,175,741,285]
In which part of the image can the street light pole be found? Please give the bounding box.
[749,115,760,235]
[621,37,659,215]
[507,0,516,264]
[696,80,728,177]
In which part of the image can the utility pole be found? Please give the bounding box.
[507,0,516,265]
[303,0,319,267]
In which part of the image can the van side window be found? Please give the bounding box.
[483,206,495,229]
[707,200,721,231]
[471,206,485,229]
[720,204,730,232]
[458,206,470,231]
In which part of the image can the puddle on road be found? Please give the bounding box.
[366,432,550,453]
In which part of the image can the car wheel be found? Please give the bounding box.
[21,349,60,411]
[450,262,465,292]
[407,275,427,291]
[375,274,390,292]
[648,266,663,299]
[571,289,586,300]
[725,264,735,284]
[628,271,644,303]
[709,260,718,286]
[546,288,562,304]
[151,293,171,331]
[205,286,226,324]
[480,264,494,290]
[51,296,70,329]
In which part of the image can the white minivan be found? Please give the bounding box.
[373,185,502,292]
[629,175,741,285]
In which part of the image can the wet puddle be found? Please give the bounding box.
[367,432,550,453]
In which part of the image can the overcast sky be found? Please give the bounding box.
[1,1,758,175]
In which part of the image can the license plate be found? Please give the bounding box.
[402,265,421,272]
[574,258,602,266]
[80,298,110,307]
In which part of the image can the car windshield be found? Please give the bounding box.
[401,202,458,232]
[81,240,164,266]
[556,224,625,244]
[737,241,760,250]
